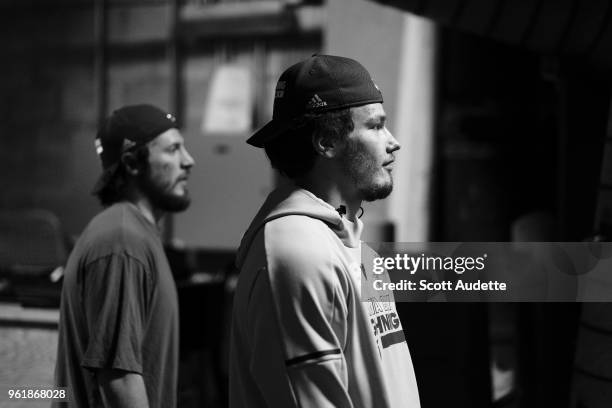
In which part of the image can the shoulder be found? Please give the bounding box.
[77,204,158,264]
[264,215,336,267]
[262,215,344,291]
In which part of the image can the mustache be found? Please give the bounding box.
[176,172,190,182]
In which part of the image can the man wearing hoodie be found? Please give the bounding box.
[229,55,420,408]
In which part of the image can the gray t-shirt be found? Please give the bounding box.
[54,202,179,408]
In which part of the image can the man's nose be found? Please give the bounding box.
[182,147,195,168]
[386,129,400,152]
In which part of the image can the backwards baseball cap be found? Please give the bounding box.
[92,104,177,194]
[247,54,383,147]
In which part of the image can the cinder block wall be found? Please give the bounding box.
[0,4,172,238]
[1,5,100,237]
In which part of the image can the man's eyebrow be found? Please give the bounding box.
[366,115,386,124]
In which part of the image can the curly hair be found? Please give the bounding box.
[94,144,150,207]
[264,108,354,179]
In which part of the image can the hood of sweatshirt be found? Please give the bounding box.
[235,184,363,269]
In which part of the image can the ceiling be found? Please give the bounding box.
[374,0,612,68]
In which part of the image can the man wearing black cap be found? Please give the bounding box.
[230,55,420,407]
[54,104,194,408]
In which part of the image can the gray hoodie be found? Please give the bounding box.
[229,185,420,408]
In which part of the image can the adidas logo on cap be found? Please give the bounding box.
[307,94,327,109]
[247,55,384,147]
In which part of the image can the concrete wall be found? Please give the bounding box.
[0,4,174,237]
[0,5,99,236]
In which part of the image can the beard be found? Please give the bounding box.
[339,139,393,202]
[138,171,191,213]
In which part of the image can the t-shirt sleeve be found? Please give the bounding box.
[80,253,152,374]
[249,220,353,407]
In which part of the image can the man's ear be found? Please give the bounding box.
[121,151,141,176]
[312,133,342,159]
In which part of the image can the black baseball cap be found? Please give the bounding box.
[247,54,383,147]
[92,104,177,194]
